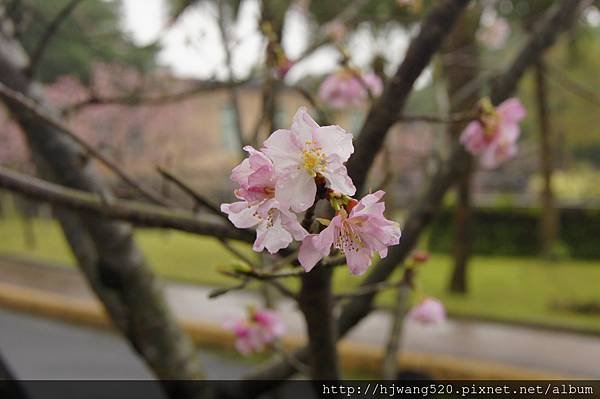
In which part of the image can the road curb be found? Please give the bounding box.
[0,281,577,380]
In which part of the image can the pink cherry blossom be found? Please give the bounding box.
[477,17,510,50]
[298,190,401,275]
[262,107,356,212]
[318,70,383,109]
[408,298,446,325]
[224,308,286,356]
[221,146,307,254]
[460,98,525,169]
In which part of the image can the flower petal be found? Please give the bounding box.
[220,201,259,228]
[253,215,293,254]
[291,106,319,143]
[498,98,526,124]
[298,221,336,272]
[313,125,354,162]
[321,162,356,196]
[345,248,372,275]
[262,129,302,171]
[275,170,317,212]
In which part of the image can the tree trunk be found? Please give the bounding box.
[443,8,480,294]
[449,169,472,293]
[534,59,559,258]
[0,24,207,399]
[298,266,339,380]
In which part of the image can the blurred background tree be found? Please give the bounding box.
[5,0,159,83]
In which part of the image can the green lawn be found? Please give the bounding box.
[1,215,600,333]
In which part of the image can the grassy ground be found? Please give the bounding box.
[1,215,600,333]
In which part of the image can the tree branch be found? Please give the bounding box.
[63,79,251,114]
[347,0,471,194]
[0,166,254,243]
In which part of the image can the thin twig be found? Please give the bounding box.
[220,268,299,300]
[0,82,170,206]
[227,268,305,280]
[208,279,250,299]
[334,276,406,300]
[156,166,225,218]
[398,111,475,124]
[218,238,257,267]
[62,79,251,115]
[544,63,600,108]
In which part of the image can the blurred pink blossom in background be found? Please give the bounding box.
[408,298,446,325]
[477,17,511,49]
[224,308,286,356]
[460,97,526,169]
[318,70,383,109]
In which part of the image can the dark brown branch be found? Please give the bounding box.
[0,82,170,206]
[27,0,85,78]
[347,0,471,194]
[333,276,405,300]
[208,279,249,299]
[0,166,254,243]
[63,79,251,114]
[489,1,584,104]
[399,112,475,124]
[298,266,339,380]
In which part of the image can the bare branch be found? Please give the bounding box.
[217,238,258,267]
[0,166,254,243]
[0,82,170,206]
[347,0,471,194]
[27,0,85,78]
[544,63,600,108]
[156,166,224,218]
[63,79,251,114]
[398,111,475,124]
[208,279,250,299]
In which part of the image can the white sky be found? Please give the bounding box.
[120,0,423,84]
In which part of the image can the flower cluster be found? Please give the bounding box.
[221,107,401,275]
[224,308,285,355]
[460,97,526,169]
[318,70,383,110]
